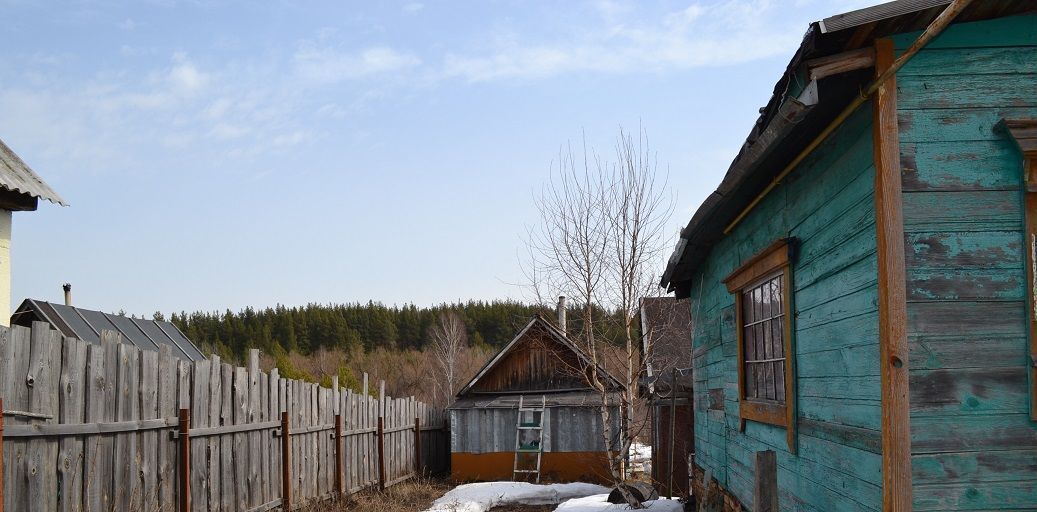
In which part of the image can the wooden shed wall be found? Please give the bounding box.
[448,405,621,453]
[469,326,589,393]
[689,103,883,511]
[893,15,1037,510]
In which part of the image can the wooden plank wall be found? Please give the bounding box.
[0,322,449,512]
[689,102,883,511]
[892,14,1037,511]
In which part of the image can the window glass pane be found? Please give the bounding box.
[761,279,772,320]
[739,271,788,406]
[753,286,763,324]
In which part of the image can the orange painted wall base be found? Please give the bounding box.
[451,451,614,485]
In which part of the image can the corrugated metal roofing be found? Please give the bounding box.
[11,299,206,361]
[819,0,951,33]
[0,139,66,206]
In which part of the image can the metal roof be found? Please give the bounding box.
[660,0,1037,295]
[819,0,951,33]
[11,299,206,361]
[0,139,66,206]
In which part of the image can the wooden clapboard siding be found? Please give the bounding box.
[1,323,449,512]
[891,13,1037,511]
[689,102,883,511]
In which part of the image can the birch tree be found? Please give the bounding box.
[428,311,468,406]
[525,127,672,506]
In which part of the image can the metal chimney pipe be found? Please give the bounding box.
[62,283,72,306]
[557,296,567,334]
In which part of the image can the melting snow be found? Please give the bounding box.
[424,482,610,512]
[555,494,684,512]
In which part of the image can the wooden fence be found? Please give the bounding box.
[0,322,448,512]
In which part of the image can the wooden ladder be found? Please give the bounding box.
[512,395,547,483]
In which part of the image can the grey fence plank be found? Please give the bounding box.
[232,366,248,512]
[157,346,177,512]
[140,348,160,511]
[57,336,86,512]
[26,324,61,512]
[114,341,141,511]
[190,358,210,512]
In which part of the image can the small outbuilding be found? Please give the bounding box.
[639,297,693,498]
[12,298,206,361]
[448,313,623,484]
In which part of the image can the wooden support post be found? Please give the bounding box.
[414,417,422,476]
[334,414,344,498]
[377,417,386,491]
[280,411,292,511]
[1,397,5,512]
[177,408,190,512]
[873,37,912,511]
[753,450,777,512]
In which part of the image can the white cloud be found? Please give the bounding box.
[119,18,137,30]
[209,122,250,139]
[403,2,423,14]
[168,53,210,93]
[293,45,421,84]
[439,0,805,82]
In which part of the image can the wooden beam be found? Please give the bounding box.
[805,47,875,81]
[0,189,37,212]
[753,450,778,512]
[872,38,912,511]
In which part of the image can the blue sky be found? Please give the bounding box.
[4,0,875,316]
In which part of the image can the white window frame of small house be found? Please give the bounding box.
[723,239,797,446]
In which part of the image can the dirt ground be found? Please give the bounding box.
[299,478,453,512]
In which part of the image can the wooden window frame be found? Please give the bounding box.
[723,238,797,442]
[1000,119,1037,422]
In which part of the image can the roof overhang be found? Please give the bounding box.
[0,139,66,207]
[660,0,1037,297]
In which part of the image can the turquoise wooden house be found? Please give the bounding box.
[660,1,1036,510]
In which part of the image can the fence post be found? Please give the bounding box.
[414,416,422,476]
[753,450,778,512]
[281,411,292,511]
[377,417,386,491]
[334,413,344,498]
[178,408,190,512]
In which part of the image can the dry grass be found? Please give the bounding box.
[299,478,453,512]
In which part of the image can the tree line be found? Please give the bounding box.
[166,300,634,365]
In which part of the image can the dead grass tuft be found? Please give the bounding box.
[300,477,453,512]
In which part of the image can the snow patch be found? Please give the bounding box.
[556,494,684,512]
[628,442,652,475]
[424,482,610,512]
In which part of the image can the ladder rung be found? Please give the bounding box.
[518,426,542,430]
[514,469,539,473]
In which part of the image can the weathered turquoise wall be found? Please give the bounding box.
[893,14,1037,510]
[689,103,882,511]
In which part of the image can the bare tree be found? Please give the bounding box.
[525,127,672,507]
[428,311,469,407]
